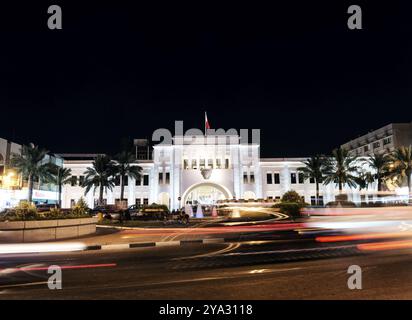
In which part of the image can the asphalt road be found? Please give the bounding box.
[1,238,412,299]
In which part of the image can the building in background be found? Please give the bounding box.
[341,122,412,157]
[0,138,61,209]
[63,128,405,210]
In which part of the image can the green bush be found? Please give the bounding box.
[274,202,303,218]
[326,200,356,208]
[14,201,38,220]
[281,190,304,203]
[72,197,89,216]
[142,203,169,213]
[272,191,307,219]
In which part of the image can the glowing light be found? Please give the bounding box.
[316,232,412,243]
[358,240,412,251]
[0,242,86,254]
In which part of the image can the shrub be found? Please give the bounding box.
[326,200,356,208]
[72,197,90,216]
[142,203,169,213]
[281,190,304,203]
[275,202,303,218]
[14,201,38,220]
[273,190,307,220]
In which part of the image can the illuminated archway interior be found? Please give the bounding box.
[184,184,229,205]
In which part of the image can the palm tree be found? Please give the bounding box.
[354,170,375,191]
[298,155,325,205]
[49,166,72,207]
[114,151,142,202]
[10,143,54,203]
[363,152,391,192]
[82,155,116,206]
[389,146,412,196]
[323,147,358,192]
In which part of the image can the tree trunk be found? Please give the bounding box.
[120,175,125,201]
[28,174,33,203]
[99,184,104,206]
[315,181,320,205]
[58,184,62,208]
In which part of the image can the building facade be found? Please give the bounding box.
[62,131,405,210]
[341,122,412,157]
[0,138,61,209]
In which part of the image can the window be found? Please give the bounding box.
[200,159,205,169]
[123,176,128,187]
[364,145,369,152]
[290,173,297,184]
[383,137,392,145]
[79,176,85,186]
[274,173,280,184]
[310,196,316,206]
[183,159,189,170]
[136,176,141,186]
[135,198,141,206]
[70,199,76,208]
[309,177,315,184]
[266,173,273,184]
[71,176,78,187]
[243,172,248,184]
[165,172,170,184]
[191,159,197,169]
[143,198,149,205]
[373,141,380,149]
[318,196,324,206]
[114,175,121,186]
[208,159,213,168]
[275,196,281,202]
[225,158,229,169]
[158,172,163,184]
[250,172,255,183]
[115,198,127,207]
[216,159,221,169]
[298,172,304,184]
[143,175,149,186]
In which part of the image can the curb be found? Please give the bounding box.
[84,238,226,251]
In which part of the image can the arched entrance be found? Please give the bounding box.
[182,183,232,206]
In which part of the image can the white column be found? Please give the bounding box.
[128,177,135,207]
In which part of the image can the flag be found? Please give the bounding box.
[205,112,211,130]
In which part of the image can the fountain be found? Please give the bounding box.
[211,206,218,218]
[185,204,194,217]
[195,204,204,218]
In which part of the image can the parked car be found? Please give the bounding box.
[125,204,143,220]
[90,205,122,220]
[36,203,60,212]
[125,205,167,221]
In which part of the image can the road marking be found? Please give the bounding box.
[101,244,130,250]
[0,281,49,289]
[0,263,117,272]
[155,241,181,247]
[203,238,225,243]
[177,243,241,260]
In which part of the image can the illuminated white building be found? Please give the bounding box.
[0,138,60,209]
[61,132,399,210]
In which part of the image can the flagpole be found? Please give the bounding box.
[204,111,206,136]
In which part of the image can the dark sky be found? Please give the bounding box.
[1,1,412,157]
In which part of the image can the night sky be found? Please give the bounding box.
[1,1,412,157]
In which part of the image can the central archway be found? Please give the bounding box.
[181,182,232,206]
